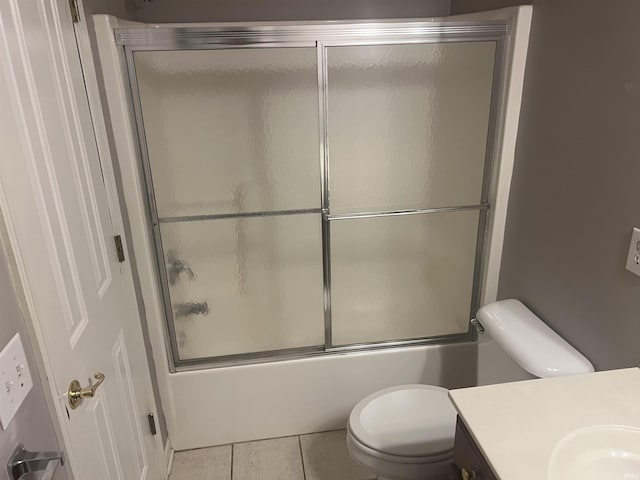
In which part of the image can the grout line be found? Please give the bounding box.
[176,428,348,454]
[230,443,234,480]
[232,433,304,447]
[174,443,233,453]
[300,427,346,437]
[297,435,307,480]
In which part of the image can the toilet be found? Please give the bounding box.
[347,384,456,480]
[346,299,595,480]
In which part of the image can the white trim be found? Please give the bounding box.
[452,6,534,386]
[452,7,533,305]
[93,13,180,445]
[165,437,175,476]
[72,6,125,231]
[72,4,169,477]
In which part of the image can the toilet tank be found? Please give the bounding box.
[476,299,594,378]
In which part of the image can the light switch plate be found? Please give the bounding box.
[0,333,33,430]
[625,227,640,277]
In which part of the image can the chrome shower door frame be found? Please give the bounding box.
[116,19,510,371]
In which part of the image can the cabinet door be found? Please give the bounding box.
[450,417,499,480]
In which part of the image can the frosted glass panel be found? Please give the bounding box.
[330,211,479,345]
[327,42,496,213]
[135,48,320,218]
[160,214,324,359]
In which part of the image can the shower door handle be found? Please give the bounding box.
[166,250,195,285]
[174,302,209,317]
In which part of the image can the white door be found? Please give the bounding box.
[0,1,165,479]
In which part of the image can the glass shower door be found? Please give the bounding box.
[122,22,505,366]
[134,47,325,361]
[324,41,496,346]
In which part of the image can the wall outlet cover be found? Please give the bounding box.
[625,227,640,277]
[0,333,33,430]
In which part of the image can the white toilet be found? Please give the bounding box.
[346,300,595,480]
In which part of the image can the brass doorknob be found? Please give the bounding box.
[68,372,105,409]
[461,467,477,480]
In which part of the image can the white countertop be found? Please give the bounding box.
[449,368,640,480]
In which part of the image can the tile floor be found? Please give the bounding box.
[170,429,377,480]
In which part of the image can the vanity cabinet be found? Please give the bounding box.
[450,417,499,480]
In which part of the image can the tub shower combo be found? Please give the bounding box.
[98,9,530,447]
[117,19,506,369]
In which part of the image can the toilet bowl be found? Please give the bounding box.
[346,300,595,480]
[346,384,457,480]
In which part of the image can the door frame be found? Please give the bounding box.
[70,3,171,474]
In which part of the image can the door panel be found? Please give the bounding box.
[327,42,495,214]
[0,0,163,478]
[159,214,325,360]
[90,396,125,480]
[330,211,480,345]
[112,332,147,479]
[134,47,320,218]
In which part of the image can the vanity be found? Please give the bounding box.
[448,367,640,480]
[449,417,498,480]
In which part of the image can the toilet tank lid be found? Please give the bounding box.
[477,299,594,378]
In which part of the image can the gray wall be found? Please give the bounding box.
[451,0,640,369]
[451,0,530,15]
[0,235,68,480]
[82,0,139,18]
[133,0,450,23]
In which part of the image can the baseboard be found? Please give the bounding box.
[164,437,175,477]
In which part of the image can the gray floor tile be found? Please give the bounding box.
[170,444,232,480]
[233,436,304,480]
[300,430,376,480]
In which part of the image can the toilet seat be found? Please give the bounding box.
[348,384,457,458]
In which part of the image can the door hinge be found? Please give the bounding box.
[114,235,126,263]
[68,0,80,23]
[147,413,158,436]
